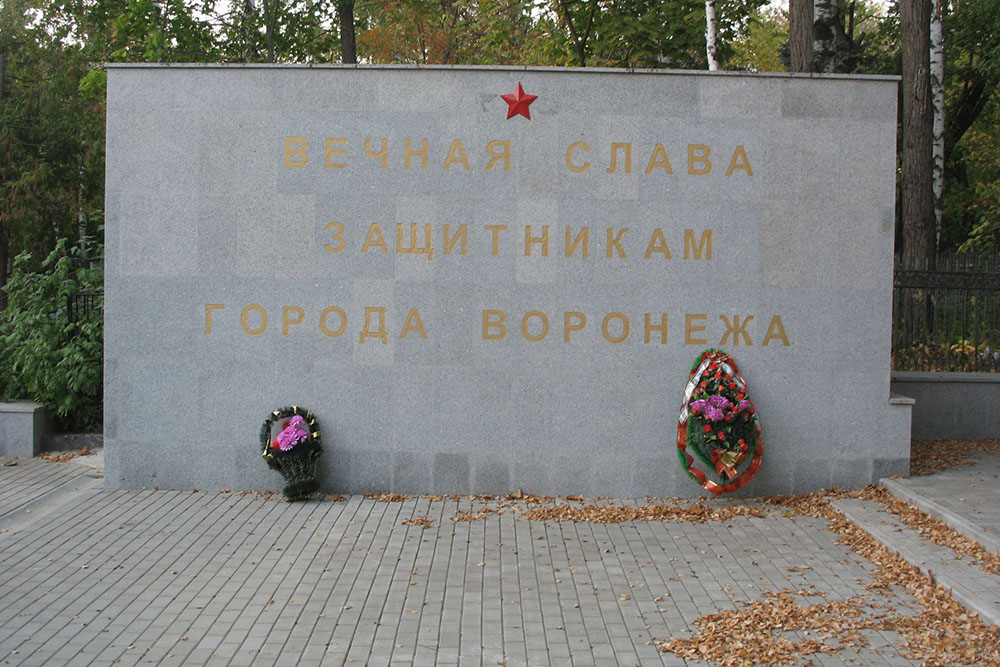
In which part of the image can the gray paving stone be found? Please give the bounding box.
[0,459,948,665]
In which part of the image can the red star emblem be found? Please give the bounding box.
[501,82,537,120]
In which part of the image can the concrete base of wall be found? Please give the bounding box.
[0,402,48,459]
[886,393,915,477]
[890,372,1000,440]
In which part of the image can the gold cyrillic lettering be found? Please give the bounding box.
[606,227,629,259]
[284,138,308,168]
[400,308,428,339]
[365,138,389,170]
[324,221,346,254]
[645,144,674,174]
[443,224,468,255]
[563,312,586,342]
[485,225,507,256]
[565,227,590,258]
[325,138,347,168]
[763,315,791,346]
[443,139,471,170]
[282,305,305,336]
[404,138,429,170]
[726,145,753,176]
[524,225,549,257]
[601,312,630,344]
[606,142,632,173]
[360,307,389,344]
[719,315,754,346]
[644,314,668,344]
[241,305,268,336]
[205,304,225,334]
[683,229,712,260]
[485,140,511,171]
[688,144,712,175]
[361,223,389,254]
[482,310,507,340]
[685,313,708,345]
[565,142,591,173]
[643,228,672,259]
[319,306,347,338]
[396,223,435,260]
[521,311,549,342]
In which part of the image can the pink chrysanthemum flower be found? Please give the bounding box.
[276,415,308,451]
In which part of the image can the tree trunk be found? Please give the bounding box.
[812,0,839,73]
[558,0,595,67]
[705,0,719,71]
[901,0,935,267]
[930,0,945,243]
[0,220,7,309]
[789,0,813,72]
[0,48,7,300]
[263,0,275,63]
[338,2,356,64]
[242,0,256,62]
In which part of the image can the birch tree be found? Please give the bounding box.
[812,0,840,72]
[705,0,719,70]
[930,0,945,242]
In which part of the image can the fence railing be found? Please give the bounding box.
[892,253,1000,372]
[67,291,103,330]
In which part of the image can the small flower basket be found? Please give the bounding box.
[677,349,763,495]
[260,406,322,500]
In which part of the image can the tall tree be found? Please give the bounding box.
[705,0,719,70]
[339,1,357,63]
[557,0,596,66]
[930,0,945,241]
[789,0,813,72]
[812,0,838,72]
[901,0,935,266]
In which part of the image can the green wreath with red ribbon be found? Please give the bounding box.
[677,349,763,495]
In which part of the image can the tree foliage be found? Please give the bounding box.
[0,237,103,430]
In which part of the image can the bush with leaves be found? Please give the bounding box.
[0,237,103,431]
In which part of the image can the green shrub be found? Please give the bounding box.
[0,237,103,431]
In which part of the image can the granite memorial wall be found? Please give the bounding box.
[104,64,902,496]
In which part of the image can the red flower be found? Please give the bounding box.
[703,425,712,432]
[700,381,707,388]
[729,382,737,390]
[710,362,718,370]
[737,393,745,400]
[725,374,732,381]
[271,439,281,449]
[739,439,748,451]
[718,432,726,440]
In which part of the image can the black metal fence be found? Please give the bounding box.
[67,291,103,329]
[892,253,1000,372]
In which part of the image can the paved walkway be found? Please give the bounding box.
[2,452,999,666]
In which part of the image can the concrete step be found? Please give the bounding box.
[832,497,1000,627]
[0,463,104,533]
[883,476,1000,556]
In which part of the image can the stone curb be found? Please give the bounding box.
[882,477,1000,556]
[0,471,103,533]
[832,498,1000,628]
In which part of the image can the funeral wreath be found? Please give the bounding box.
[260,406,322,499]
[677,349,763,495]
